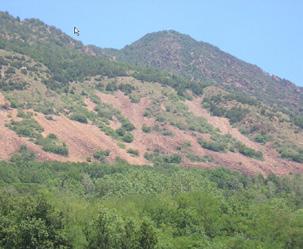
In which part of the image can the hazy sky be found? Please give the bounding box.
[1,0,302,86]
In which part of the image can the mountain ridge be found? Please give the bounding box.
[116,30,303,115]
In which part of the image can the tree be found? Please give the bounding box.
[17,218,53,249]
[139,221,157,249]
[121,219,138,249]
[86,209,123,249]
[0,197,71,249]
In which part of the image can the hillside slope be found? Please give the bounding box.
[0,12,302,175]
[119,30,303,115]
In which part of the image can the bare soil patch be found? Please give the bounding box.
[35,114,147,164]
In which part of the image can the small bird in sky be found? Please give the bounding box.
[73,26,80,36]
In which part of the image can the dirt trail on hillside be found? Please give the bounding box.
[35,114,147,164]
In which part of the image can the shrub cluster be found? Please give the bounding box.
[93,149,110,162]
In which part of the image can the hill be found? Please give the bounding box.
[0,12,302,175]
[119,30,303,116]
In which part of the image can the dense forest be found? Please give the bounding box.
[0,153,303,249]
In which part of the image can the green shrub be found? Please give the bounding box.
[127,148,139,156]
[105,81,118,91]
[225,107,248,124]
[0,81,28,91]
[186,153,213,163]
[142,125,152,133]
[5,66,15,74]
[42,143,68,156]
[205,96,248,124]
[208,104,225,117]
[129,94,140,103]
[70,113,88,123]
[116,127,126,137]
[279,147,303,163]
[2,38,128,88]
[144,152,181,164]
[133,67,206,97]
[118,83,135,94]
[35,104,55,115]
[20,68,27,75]
[9,118,43,138]
[294,115,303,129]
[153,125,174,136]
[254,134,269,144]
[121,120,135,131]
[17,110,32,119]
[198,139,226,152]
[10,145,36,162]
[37,134,69,156]
[47,133,57,140]
[237,143,263,160]
[93,150,110,162]
[226,93,258,105]
[10,100,18,108]
[122,133,134,143]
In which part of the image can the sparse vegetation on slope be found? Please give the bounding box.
[0,11,301,171]
[9,111,68,156]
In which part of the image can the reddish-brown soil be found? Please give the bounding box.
[186,97,260,150]
[0,110,65,161]
[0,90,302,175]
[185,97,303,175]
[96,91,156,160]
[84,97,96,112]
[96,91,154,128]
[34,114,147,164]
[0,93,6,106]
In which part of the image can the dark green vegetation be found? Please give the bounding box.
[133,68,209,97]
[144,151,182,164]
[203,95,251,124]
[0,81,28,91]
[71,113,88,123]
[0,159,303,249]
[93,150,110,162]
[294,115,303,129]
[39,133,69,156]
[127,148,140,156]
[0,13,206,97]
[278,145,303,163]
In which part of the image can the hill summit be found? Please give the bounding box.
[118,30,303,114]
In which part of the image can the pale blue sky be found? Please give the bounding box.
[1,0,302,86]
